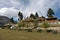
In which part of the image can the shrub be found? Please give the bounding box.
[27,29,32,32]
[42,22,50,29]
[17,27,22,31]
[37,29,42,33]
[52,30,58,34]
[18,20,26,28]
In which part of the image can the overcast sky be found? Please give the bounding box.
[0,0,60,20]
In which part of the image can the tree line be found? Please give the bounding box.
[10,8,55,23]
[18,8,55,21]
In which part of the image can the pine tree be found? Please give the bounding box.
[30,13,36,19]
[18,12,23,20]
[47,8,55,17]
[10,17,14,23]
[35,12,39,18]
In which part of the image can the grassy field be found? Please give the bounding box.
[0,29,60,40]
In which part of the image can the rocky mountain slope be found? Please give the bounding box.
[0,16,10,27]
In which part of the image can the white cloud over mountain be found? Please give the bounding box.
[0,7,19,18]
[0,0,60,19]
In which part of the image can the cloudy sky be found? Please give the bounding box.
[0,0,60,20]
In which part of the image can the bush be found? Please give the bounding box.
[52,30,58,34]
[37,29,42,33]
[17,27,22,31]
[42,22,50,29]
[27,29,32,32]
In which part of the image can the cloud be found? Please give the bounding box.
[19,0,60,18]
[0,0,60,19]
[0,7,19,18]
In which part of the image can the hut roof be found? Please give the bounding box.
[46,17,57,20]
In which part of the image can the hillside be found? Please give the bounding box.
[0,16,10,27]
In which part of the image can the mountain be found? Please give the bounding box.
[0,16,10,27]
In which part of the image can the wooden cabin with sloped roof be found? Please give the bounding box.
[46,17,58,24]
[25,16,60,27]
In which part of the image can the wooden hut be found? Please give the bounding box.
[46,17,57,24]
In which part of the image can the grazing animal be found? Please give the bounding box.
[46,30,52,33]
